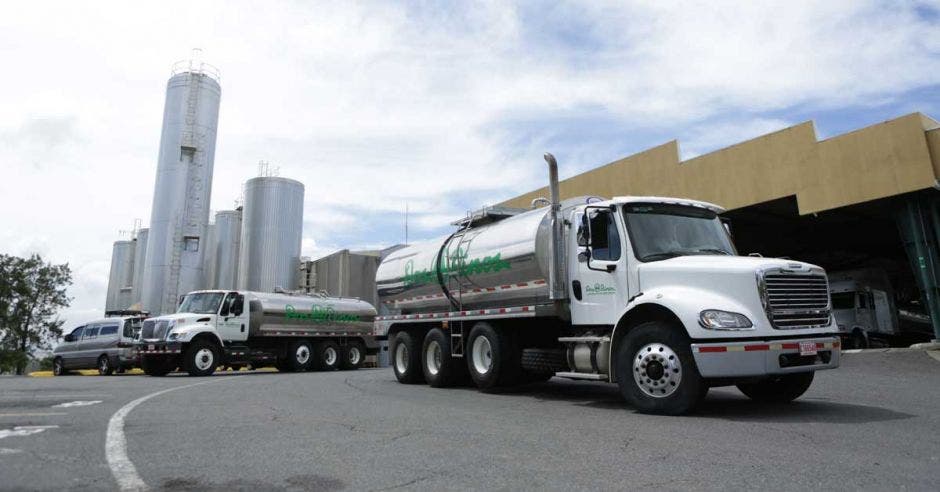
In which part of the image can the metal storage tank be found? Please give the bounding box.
[202,222,217,289]
[130,228,149,309]
[140,59,221,315]
[105,240,136,311]
[213,209,242,289]
[237,177,304,292]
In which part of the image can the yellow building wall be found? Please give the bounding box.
[501,112,939,215]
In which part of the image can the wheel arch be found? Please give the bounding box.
[608,303,685,383]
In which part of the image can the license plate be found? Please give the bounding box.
[799,341,818,356]
[148,344,155,351]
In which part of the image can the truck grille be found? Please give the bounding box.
[762,271,831,329]
[140,319,169,340]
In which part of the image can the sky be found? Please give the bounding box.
[1,0,939,330]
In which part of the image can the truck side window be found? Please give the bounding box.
[858,293,869,309]
[589,211,621,261]
[230,294,245,316]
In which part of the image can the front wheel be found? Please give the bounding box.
[184,341,219,377]
[615,322,707,415]
[736,372,814,403]
[391,331,424,384]
[97,355,114,376]
[141,356,174,377]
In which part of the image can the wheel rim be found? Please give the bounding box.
[395,342,408,374]
[633,343,682,398]
[296,344,310,364]
[471,335,493,375]
[99,358,109,373]
[194,348,215,371]
[349,347,362,365]
[425,340,442,376]
[325,347,338,366]
[54,360,62,374]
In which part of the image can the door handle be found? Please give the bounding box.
[241,324,245,332]
[572,280,582,301]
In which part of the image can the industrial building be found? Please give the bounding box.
[501,112,940,342]
[299,246,404,306]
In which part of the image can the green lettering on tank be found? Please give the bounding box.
[585,283,616,295]
[284,304,359,323]
[402,249,511,287]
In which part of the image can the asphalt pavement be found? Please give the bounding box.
[1,350,938,491]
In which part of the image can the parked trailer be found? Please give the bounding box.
[137,290,377,376]
[374,153,841,415]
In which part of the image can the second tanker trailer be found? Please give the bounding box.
[375,153,841,415]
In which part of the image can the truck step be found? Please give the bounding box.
[554,371,608,381]
[558,336,611,343]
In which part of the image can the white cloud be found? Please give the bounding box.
[0,1,937,328]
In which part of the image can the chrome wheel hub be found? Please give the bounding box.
[296,345,310,364]
[425,340,442,376]
[471,336,493,375]
[633,343,682,398]
[395,342,408,374]
[324,347,338,366]
[349,347,361,365]
[194,348,215,371]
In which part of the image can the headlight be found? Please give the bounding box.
[168,332,180,341]
[699,310,753,330]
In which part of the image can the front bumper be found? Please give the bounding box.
[136,341,183,355]
[691,336,840,378]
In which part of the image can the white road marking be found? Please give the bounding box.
[0,425,59,439]
[0,412,67,417]
[106,379,229,491]
[0,448,22,455]
[53,400,103,408]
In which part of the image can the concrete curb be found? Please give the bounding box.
[909,341,940,351]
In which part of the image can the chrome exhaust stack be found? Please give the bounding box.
[544,152,567,301]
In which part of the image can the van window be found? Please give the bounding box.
[99,325,118,336]
[83,327,99,340]
[68,326,85,340]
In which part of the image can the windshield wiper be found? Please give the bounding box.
[640,251,686,261]
[694,248,732,255]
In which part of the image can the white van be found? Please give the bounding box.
[52,315,144,375]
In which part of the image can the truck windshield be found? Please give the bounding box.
[622,203,736,262]
[178,292,226,314]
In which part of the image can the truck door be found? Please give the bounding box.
[856,291,875,332]
[218,292,250,342]
[871,289,893,334]
[568,206,629,326]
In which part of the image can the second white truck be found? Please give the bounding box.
[374,153,841,415]
[138,290,378,376]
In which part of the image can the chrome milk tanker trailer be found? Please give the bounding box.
[375,153,841,415]
[137,290,377,376]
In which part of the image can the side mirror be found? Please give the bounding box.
[63,334,73,343]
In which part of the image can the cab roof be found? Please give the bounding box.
[609,196,725,214]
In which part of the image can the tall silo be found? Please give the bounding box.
[105,240,135,311]
[140,59,221,315]
[130,228,149,309]
[213,209,242,289]
[237,177,304,292]
[202,221,217,289]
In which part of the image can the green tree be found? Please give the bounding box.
[0,254,72,374]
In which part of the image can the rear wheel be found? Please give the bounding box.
[736,372,814,403]
[466,322,521,390]
[97,355,114,376]
[340,341,366,370]
[313,341,342,371]
[184,341,219,377]
[421,328,466,387]
[52,357,65,376]
[391,331,424,384]
[288,340,313,372]
[615,322,707,415]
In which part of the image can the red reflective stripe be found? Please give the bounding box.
[500,284,512,289]
[516,283,527,287]
[781,343,800,350]
[698,346,727,353]
[744,344,770,351]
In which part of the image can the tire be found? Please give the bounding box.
[615,321,707,415]
[52,357,65,376]
[287,340,314,372]
[340,341,366,370]
[183,341,219,377]
[421,328,467,387]
[736,372,815,403]
[97,355,114,376]
[141,356,173,377]
[466,322,522,390]
[275,359,294,372]
[312,340,342,371]
[391,331,424,384]
[847,331,868,350]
